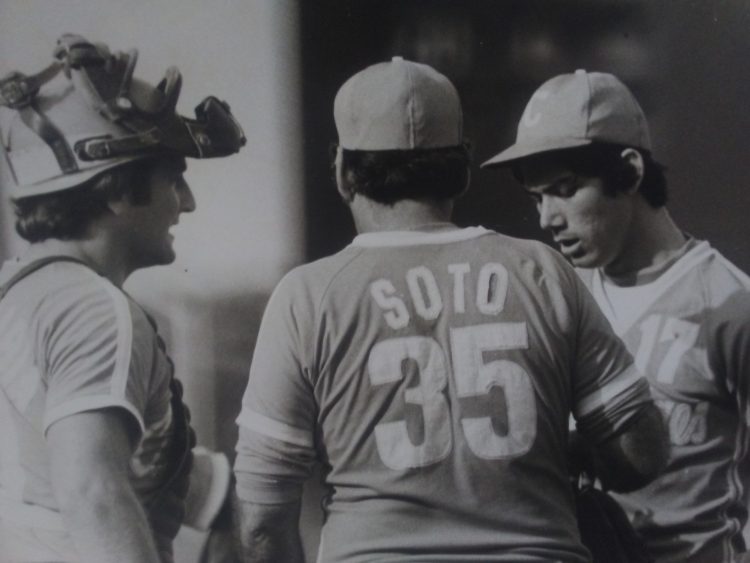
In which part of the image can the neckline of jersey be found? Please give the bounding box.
[350,225,491,248]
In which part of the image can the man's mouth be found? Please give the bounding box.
[555,238,583,257]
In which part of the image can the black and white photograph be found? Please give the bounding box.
[0,1,749,562]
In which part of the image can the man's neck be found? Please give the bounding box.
[23,237,132,288]
[602,206,687,284]
[350,197,455,234]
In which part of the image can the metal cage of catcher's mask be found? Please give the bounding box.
[0,33,246,199]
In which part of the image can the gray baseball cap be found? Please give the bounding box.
[481,70,650,168]
[334,56,463,151]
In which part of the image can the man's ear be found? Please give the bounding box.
[334,146,355,203]
[106,193,132,216]
[459,169,471,198]
[620,148,645,195]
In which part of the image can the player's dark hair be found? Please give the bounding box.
[14,158,157,243]
[336,144,471,205]
[513,144,668,208]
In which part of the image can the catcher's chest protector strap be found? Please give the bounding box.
[0,255,89,300]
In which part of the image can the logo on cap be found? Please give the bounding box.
[482,70,651,168]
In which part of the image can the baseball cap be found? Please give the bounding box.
[334,56,463,151]
[481,70,650,168]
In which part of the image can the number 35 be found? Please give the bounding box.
[367,322,537,470]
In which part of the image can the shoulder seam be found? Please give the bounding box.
[310,247,368,379]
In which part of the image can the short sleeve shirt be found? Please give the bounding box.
[585,240,750,563]
[0,260,178,561]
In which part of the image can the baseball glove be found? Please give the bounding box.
[574,480,654,563]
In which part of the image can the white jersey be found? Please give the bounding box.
[235,225,654,562]
[583,239,750,563]
[0,259,182,562]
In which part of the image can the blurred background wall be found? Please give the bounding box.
[2,1,749,560]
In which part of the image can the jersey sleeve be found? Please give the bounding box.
[567,269,654,444]
[708,289,750,427]
[234,272,317,505]
[39,272,149,435]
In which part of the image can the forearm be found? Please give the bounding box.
[49,409,163,563]
[592,403,669,492]
[60,475,161,563]
[234,495,304,563]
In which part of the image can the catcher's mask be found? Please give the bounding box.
[0,33,246,199]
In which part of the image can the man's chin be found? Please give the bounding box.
[161,250,177,265]
[137,249,177,269]
[565,251,603,270]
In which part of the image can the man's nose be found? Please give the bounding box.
[538,196,564,231]
[179,179,197,213]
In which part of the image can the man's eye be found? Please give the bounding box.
[556,182,578,198]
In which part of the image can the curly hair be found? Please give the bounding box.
[14,158,158,243]
[336,144,471,205]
